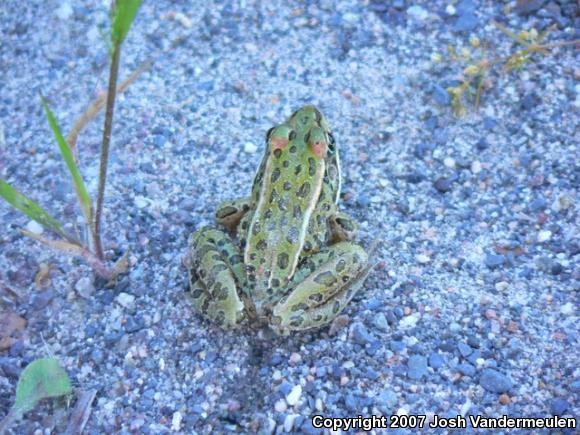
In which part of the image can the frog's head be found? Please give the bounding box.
[265,105,335,161]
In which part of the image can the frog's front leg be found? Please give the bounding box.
[188,228,246,327]
[215,198,250,231]
[270,242,372,334]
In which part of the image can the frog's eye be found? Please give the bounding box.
[307,127,328,159]
[268,126,292,151]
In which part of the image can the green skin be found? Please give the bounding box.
[188,105,373,334]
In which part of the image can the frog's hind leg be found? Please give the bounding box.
[270,242,373,334]
[188,227,246,327]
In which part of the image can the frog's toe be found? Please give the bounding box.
[329,212,358,242]
[270,242,372,334]
[188,228,245,327]
[215,198,250,231]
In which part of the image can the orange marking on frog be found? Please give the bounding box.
[271,137,289,150]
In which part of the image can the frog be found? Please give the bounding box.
[187,105,374,335]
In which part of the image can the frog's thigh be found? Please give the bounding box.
[188,227,245,327]
[271,242,370,333]
[329,212,358,242]
[215,198,251,231]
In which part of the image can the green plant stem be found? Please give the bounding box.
[94,44,121,260]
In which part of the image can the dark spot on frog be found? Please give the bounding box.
[270,168,281,183]
[283,181,292,191]
[308,157,316,175]
[297,182,311,198]
[294,164,302,175]
[277,253,289,270]
[286,227,299,244]
[313,271,337,286]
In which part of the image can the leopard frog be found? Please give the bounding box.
[187,105,373,334]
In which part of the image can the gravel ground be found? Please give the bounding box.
[0,0,578,433]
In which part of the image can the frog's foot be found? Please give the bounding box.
[215,198,250,231]
[328,212,358,243]
[270,242,372,334]
[188,227,246,327]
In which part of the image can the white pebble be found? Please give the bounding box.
[446,4,456,15]
[286,385,302,406]
[55,3,73,20]
[244,142,258,154]
[471,160,482,174]
[284,414,299,432]
[416,254,431,264]
[537,230,552,242]
[25,220,44,235]
[134,196,149,209]
[560,302,574,315]
[494,281,509,292]
[75,277,95,299]
[116,292,135,309]
[444,157,456,168]
[274,399,287,413]
[171,411,182,431]
[407,6,429,21]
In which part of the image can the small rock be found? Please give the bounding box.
[286,385,302,406]
[471,160,482,174]
[244,142,257,154]
[453,13,478,32]
[116,292,136,309]
[416,254,431,264]
[550,398,568,415]
[134,196,149,208]
[457,363,476,377]
[499,394,511,405]
[284,414,299,432]
[485,254,505,269]
[560,303,574,315]
[537,230,552,242]
[274,398,287,412]
[376,390,398,413]
[75,277,95,299]
[289,352,302,365]
[458,343,473,357]
[373,313,390,332]
[494,281,509,292]
[171,411,182,431]
[443,157,456,168]
[434,176,454,192]
[432,85,451,106]
[429,352,445,369]
[55,3,73,20]
[407,355,428,380]
[25,220,44,235]
[352,322,374,345]
[480,369,512,393]
[407,5,429,21]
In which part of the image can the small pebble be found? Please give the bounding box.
[537,230,552,242]
[286,385,302,406]
[244,142,258,153]
[25,220,44,235]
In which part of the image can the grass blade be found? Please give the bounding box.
[41,96,93,229]
[0,179,72,241]
[111,0,142,47]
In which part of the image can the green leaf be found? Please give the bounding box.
[14,358,72,414]
[111,0,142,47]
[41,96,93,228]
[0,179,69,239]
